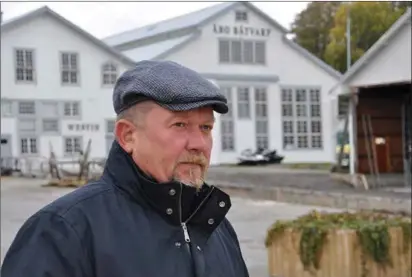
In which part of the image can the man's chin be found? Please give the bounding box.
[174,177,204,190]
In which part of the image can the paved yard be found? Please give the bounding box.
[1,177,343,276]
[207,165,411,198]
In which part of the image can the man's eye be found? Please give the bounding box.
[174,122,187,128]
[201,125,213,131]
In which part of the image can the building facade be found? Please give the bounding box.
[104,2,342,164]
[1,2,343,166]
[331,8,411,185]
[0,7,135,164]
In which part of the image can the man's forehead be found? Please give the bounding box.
[160,106,215,121]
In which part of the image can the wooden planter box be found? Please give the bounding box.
[267,226,411,277]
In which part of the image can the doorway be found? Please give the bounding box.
[1,135,12,158]
[1,134,13,169]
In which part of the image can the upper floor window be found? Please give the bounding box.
[219,39,266,65]
[235,11,248,22]
[102,62,118,85]
[15,49,35,82]
[61,52,79,85]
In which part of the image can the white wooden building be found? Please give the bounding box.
[0,7,135,164]
[104,1,342,164]
[331,8,411,180]
[1,2,343,166]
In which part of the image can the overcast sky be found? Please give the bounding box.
[1,1,309,39]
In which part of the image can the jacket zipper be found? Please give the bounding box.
[179,183,215,243]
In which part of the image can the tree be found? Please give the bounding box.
[324,2,407,73]
[290,2,342,60]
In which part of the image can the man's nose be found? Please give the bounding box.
[187,128,209,152]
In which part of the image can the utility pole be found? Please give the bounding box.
[336,3,352,172]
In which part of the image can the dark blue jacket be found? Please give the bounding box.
[1,141,249,277]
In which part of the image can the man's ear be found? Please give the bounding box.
[114,119,137,154]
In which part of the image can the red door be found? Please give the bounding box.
[374,137,389,173]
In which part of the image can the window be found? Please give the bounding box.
[18,119,36,132]
[102,62,118,85]
[64,102,80,117]
[43,119,59,132]
[281,87,323,150]
[219,39,266,65]
[61,52,79,85]
[20,137,38,154]
[15,49,35,82]
[220,87,235,151]
[338,96,350,117]
[106,120,115,133]
[255,87,269,149]
[1,100,13,117]
[42,102,58,117]
[235,11,248,22]
[64,137,83,155]
[18,101,35,115]
[237,87,250,119]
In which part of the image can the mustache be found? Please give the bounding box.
[177,154,208,167]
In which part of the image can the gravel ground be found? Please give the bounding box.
[1,177,343,276]
[206,165,411,199]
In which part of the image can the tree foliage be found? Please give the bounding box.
[291,1,410,73]
[290,2,342,60]
[324,2,407,73]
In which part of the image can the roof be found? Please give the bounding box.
[1,6,136,66]
[103,1,289,47]
[103,2,234,46]
[329,7,411,94]
[122,33,199,61]
[104,1,340,79]
[283,37,342,79]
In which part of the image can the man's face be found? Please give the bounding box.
[119,103,215,189]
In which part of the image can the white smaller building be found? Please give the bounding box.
[0,7,135,167]
[331,8,411,177]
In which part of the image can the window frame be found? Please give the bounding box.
[281,87,323,150]
[14,48,36,84]
[220,86,235,152]
[60,52,80,86]
[218,39,266,65]
[101,61,118,86]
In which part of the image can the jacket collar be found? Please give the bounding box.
[102,141,231,239]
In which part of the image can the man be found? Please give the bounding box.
[1,60,249,277]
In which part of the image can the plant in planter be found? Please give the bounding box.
[265,210,411,277]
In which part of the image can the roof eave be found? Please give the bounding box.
[338,8,411,87]
[1,6,136,67]
[243,2,289,34]
[152,31,202,60]
[282,37,342,80]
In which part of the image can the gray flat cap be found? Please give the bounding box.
[113,60,228,114]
